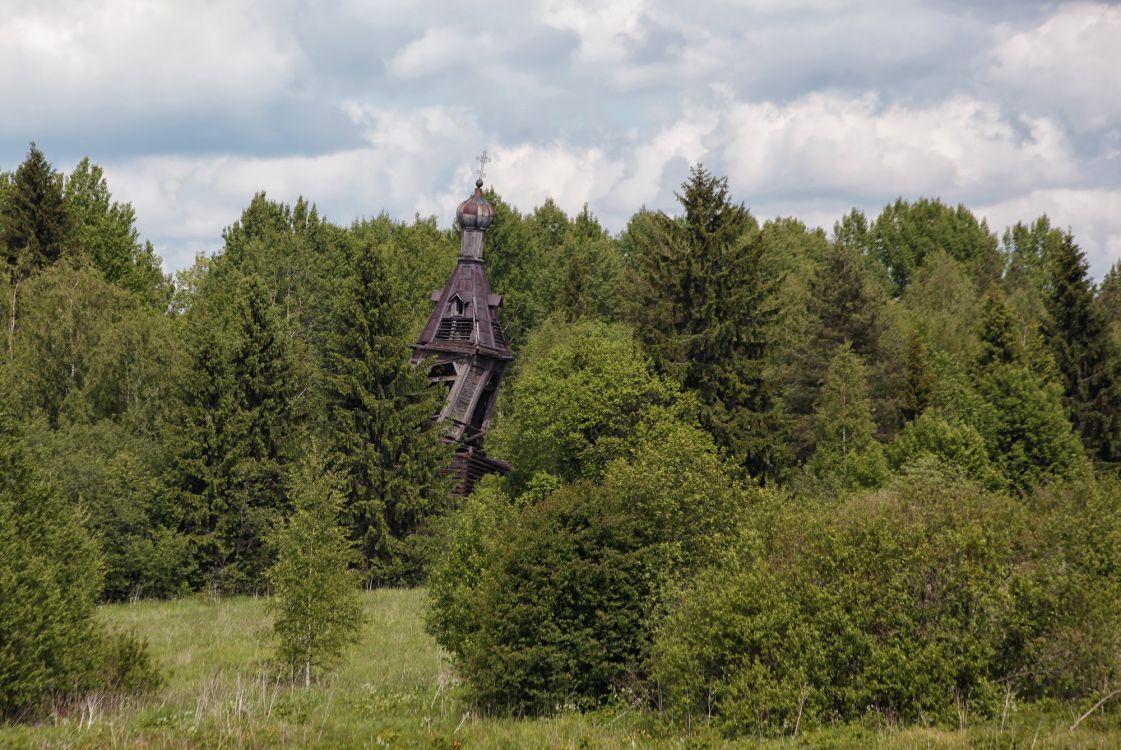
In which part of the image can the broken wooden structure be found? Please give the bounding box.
[411,177,513,495]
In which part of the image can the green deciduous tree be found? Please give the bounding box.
[872,198,1001,295]
[489,318,683,493]
[63,158,170,307]
[324,243,450,584]
[267,450,364,687]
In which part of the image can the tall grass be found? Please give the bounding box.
[0,589,1116,748]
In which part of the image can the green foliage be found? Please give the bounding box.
[27,419,190,600]
[0,413,102,719]
[5,260,177,429]
[93,628,163,695]
[803,345,888,492]
[489,318,682,492]
[1044,232,1120,463]
[872,198,1001,295]
[437,422,746,713]
[168,272,299,592]
[653,472,1121,737]
[267,450,365,686]
[887,412,1003,489]
[629,165,784,479]
[63,158,171,307]
[424,476,512,661]
[1,143,71,276]
[324,242,451,584]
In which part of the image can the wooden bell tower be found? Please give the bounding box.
[411,168,513,495]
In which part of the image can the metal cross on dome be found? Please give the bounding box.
[475,150,489,182]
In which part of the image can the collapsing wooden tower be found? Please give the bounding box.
[411,177,513,496]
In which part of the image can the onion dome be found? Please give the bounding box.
[456,179,495,230]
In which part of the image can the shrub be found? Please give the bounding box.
[432,421,747,714]
[94,629,162,694]
[652,470,1121,736]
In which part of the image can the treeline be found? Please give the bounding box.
[2,144,1121,731]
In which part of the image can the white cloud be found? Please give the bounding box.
[388,27,478,78]
[717,93,1078,200]
[540,0,647,64]
[0,0,299,127]
[990,2,1121,130]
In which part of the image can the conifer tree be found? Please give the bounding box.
[1,144,70,273]
[787,241,889,456]
[1044,233,1119,463]
[171,272,297,591]
[0,413,102,718]
[899,331,934,423]
[630,165,783,480]
[267,450,364,687]
[974,291,1087,491]
[2,144,71,357]
[324,243,450,584]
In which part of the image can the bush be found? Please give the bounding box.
[430,421,747,714]
[652,470,1121,736]
[94,629,162,694]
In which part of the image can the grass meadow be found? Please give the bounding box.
[0,589,1118,749]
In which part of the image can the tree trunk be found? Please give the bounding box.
[7,278,18,360]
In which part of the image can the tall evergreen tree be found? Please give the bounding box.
[974,291,1087,491]
[2,144,71,357]
[629,165,783,480]
[0,413,103,718]
[170,272,298,591]
[324,243,450,584]
[1044,233,1119,463]
[787,241,889,456]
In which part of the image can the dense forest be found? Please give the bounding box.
[2,142,1120,737]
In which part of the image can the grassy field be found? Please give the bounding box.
[1,589,1118,748]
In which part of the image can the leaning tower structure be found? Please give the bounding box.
[411,177,513,495]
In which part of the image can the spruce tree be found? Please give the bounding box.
[630,165,783,480]
[170,271,297,591]
[267,450,364,686]
[0,413,103,718]
[974,291,1087,491]
[1,144,70,273]
[324,243,450,584]
[2,144,71,357]
[1044,233,1119,463]
[787,241,889,457]
[899,331,934,423]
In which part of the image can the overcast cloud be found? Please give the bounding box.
[2,0,1118,276]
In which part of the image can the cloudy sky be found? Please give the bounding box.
[2,0,1119,276]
